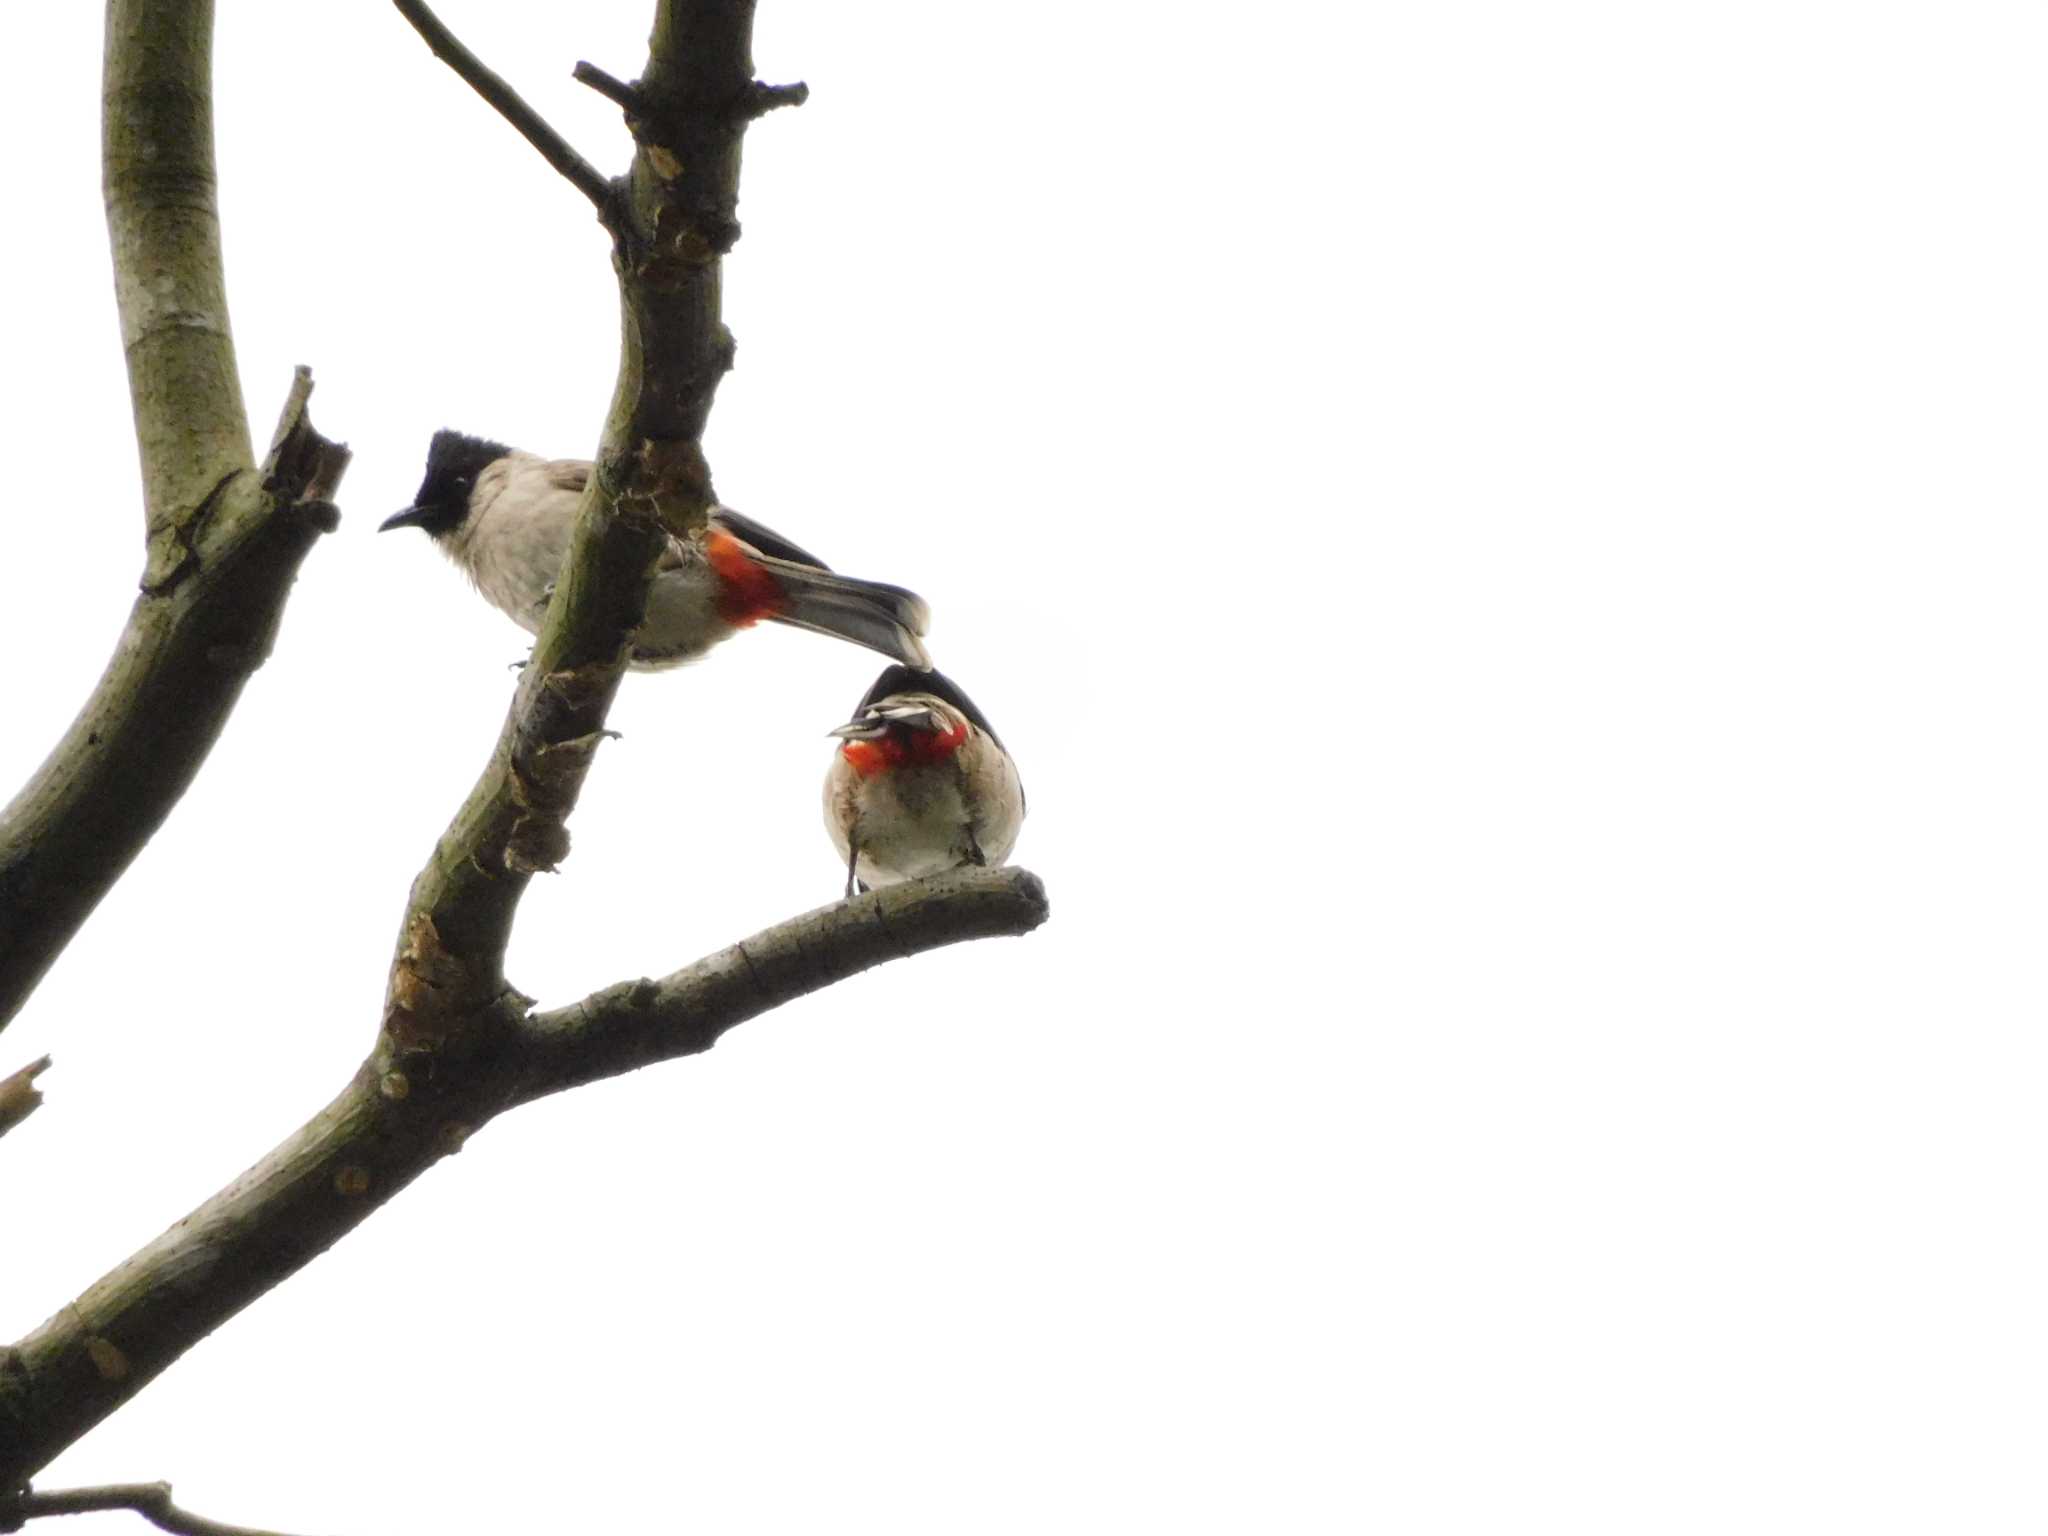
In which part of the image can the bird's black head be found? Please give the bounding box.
[380,429,512,538]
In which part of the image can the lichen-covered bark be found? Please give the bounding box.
[0,0,346,1032]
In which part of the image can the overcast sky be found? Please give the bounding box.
[7,2,2048,1532]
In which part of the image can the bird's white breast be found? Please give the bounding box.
[445,453,576,635]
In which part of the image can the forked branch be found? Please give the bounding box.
[0,0,1044,1504]
[0,0,348,1034]
[0,870,1046,1489]
[380,0,795,1024]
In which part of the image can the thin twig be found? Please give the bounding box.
[572,60,647,117]
[0,1056,50,1140]
[1,1481,319,1536]
[392,0,612,209]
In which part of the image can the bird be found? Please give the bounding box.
[824,664,1025,898]
[380,430,931,669]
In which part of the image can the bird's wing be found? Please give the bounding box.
[541,459,593,495]
[533,459,700,576]
[528,470,814,569]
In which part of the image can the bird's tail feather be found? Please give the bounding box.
[756,557,932,669]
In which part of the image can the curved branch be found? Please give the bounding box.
[102,0,249,545]
[0,1480,315,1536]
[0,870,1045,1490]
[0,0,348,1033]
[514,867,1050,1103]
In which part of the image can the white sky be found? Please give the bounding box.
[6,1,2048,1531]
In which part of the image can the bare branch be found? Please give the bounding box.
[516,867,1050,1103]
[0,1057,51,1141]
[0,0,349,1035]
[393,0,613,211]
[0,0,1045,1501]
[0,1480,318,1536]
[0,870,1045,1489]
[384,0,779,1030]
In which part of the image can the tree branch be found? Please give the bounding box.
[101,0,249,546]
[0,0,349,1034]
[393,0,613,211]
[379,0,777,1037]
[0,871,1046,1490]
[0,0,1045,1501]
[0,1057,51,1142]
[0,1480,316,1536]
[515,867,1049,1103]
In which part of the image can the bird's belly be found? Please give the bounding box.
[845,766,975,884]
[461,513,571,641]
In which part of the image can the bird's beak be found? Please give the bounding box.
[829,721,888,741]
[379,506,431,533]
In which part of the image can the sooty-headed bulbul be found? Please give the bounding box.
[382,430,931,669]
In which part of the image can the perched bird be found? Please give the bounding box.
[381,430,931,669]
[824,665,1025,897]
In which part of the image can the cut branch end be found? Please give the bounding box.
[743,79,809,118]
[261,368,351,509]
